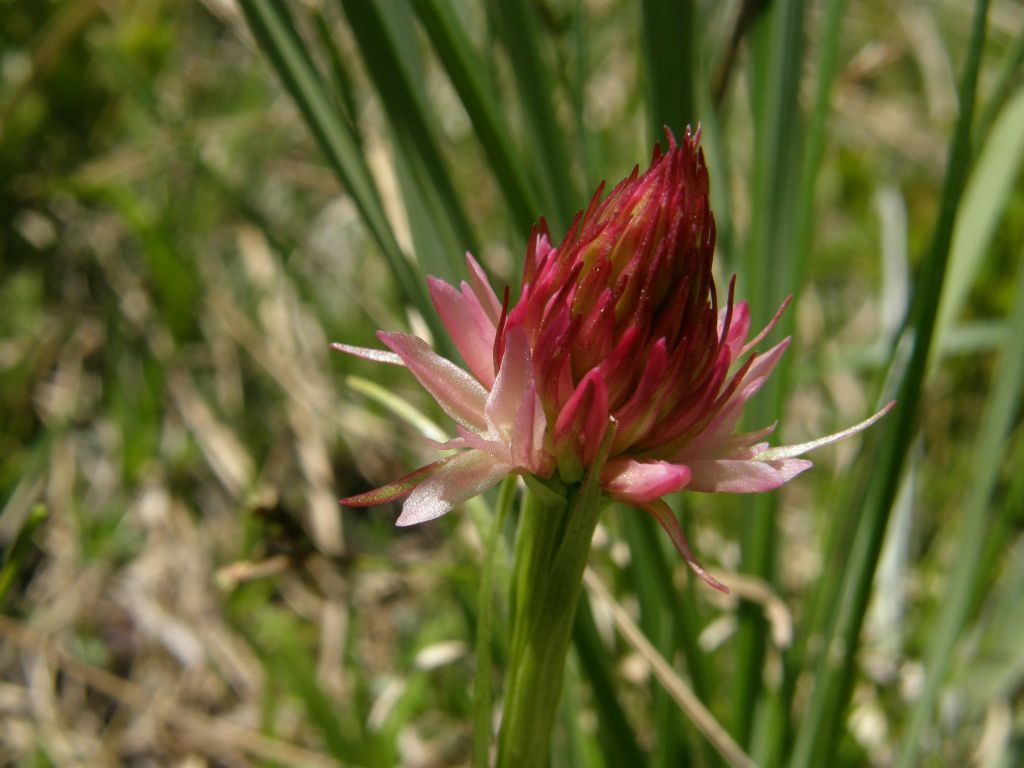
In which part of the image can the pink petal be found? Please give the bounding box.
[486,325,534,435]
[741,296,792,356]
[341,455,460,506]
[464,252,503,324]
[378,332,488,431]
[331,342,404,366]
[637,498,727,593]
[602,459,691,503]
[737,337,791,402]
[489,328,547,471]
[687,458,813,493]
[719,300,751,359]
[428,275,498,387]
[396,450,512,526]
[755,401,896,461]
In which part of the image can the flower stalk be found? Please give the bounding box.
[497,423,616,767]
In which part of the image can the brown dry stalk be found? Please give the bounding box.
[584,568,758,768]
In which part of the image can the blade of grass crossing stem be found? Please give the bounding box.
[735,0,807,748]
[472,476,517,768]
[787,3,991,766]
[642,0,696,139]
[622,514,691,767]
[236,0,441,343]
[623,509,721,767]
[895,246,1024,767]
[761,0,851,762]
[486,0,577,233]
[572,596,647,766]
[338,0,478,280]
[411,0,540,238]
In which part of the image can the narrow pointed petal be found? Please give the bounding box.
[637,498,727,593]
[331,342,404,366]
[741,296,792,357]
[464,252,503,324]
[602,459,691,503]
[342,455,460,506]
[397,450,512,526]
[378,332,488,431]
[428,275,498,387]
[719,300,750,359]
[736,337,791,401]
[486,325,534,434]
[687,457,813,493]
[754,401,896,461]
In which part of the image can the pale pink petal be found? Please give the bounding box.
[378,332,488,431]
[687,458,813,493]
[736,337,791,401]
[512,385,548,472]
[755,401,896,461]
[428,276,497,387]
[465,252,503,324]
[603,459,691,503]
[489,328,539,469]
[342,455,459,506]
[396,450,512,526]
[741,296,792,356]
[423,435,471,451]
[450,424,514,466]
[637,498,727,593]
[331,342,404,366]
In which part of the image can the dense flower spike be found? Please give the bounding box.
[335,128,892,589]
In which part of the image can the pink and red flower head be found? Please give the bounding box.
[334,128,892,590]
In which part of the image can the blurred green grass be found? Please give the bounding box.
[1,1,1023,766]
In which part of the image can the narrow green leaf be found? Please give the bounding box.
[412,0,541,237]
[237,0,442,343]
[572,596,647,766]
[642,0,697,138]
[735,0,808,747]
[338,0,479,279]
[935,85,1024,351]
[487,0,578,233]
[787,3,992,765]
[895,240,1024,767]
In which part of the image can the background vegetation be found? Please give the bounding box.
[1,0,1022,766]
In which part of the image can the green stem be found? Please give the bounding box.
[497,485,603,767]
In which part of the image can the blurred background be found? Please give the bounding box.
[1,0,1022,766]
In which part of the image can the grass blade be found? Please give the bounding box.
[487,0,578,233]
[895,242,1024,767]
[412,0,541,237]
[735,0,807,747]
[338,0,479,279]
[236,0,440,338]
[641,0,697,137]
[787,2,992,765]
[935,85,1024,350]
